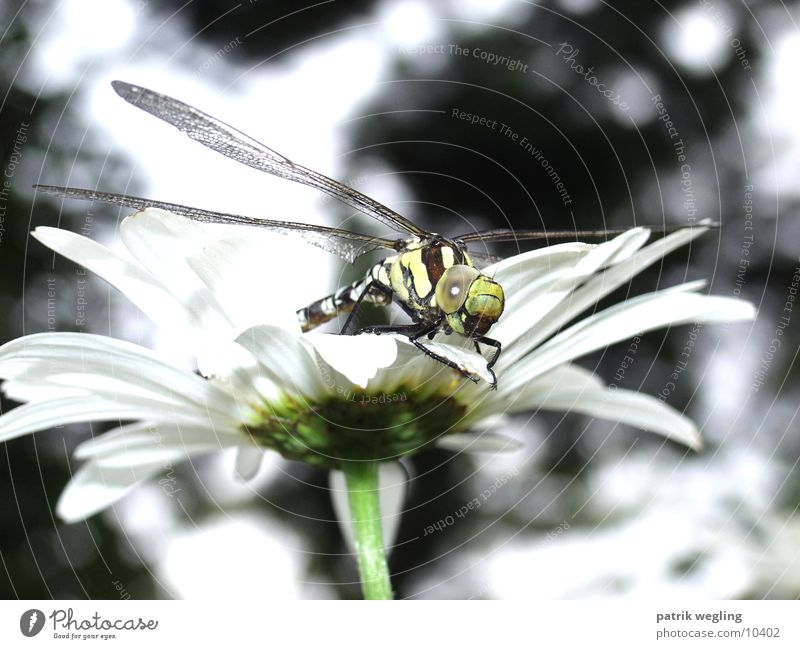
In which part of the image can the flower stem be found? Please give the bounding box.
[341,461,393,600]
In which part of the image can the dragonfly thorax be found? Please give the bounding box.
[382,239,505,339]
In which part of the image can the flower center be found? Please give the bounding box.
[244,388,468,468]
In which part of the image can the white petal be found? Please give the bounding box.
[504,285,756,392]
[362,337,458,398]
[436,432,522,453]
[75,421,245,465]
[329,461,407,554]
[120,208,210,262]
[211,343,284,409]
[510,376,703,449]
[94,445,194,469]
[467,363,594,420]
[0,333,239,422]
[488,242,594,296]
[461,412,510,430]
[564,227,650,277]
[187,233,302,335]
[234,447,265,481]
[237,325,329,399]
[491,229,651,348]
[5,371,208,418]
[591,227,652,266]
[120,209,233,335]
[32,227,207,338]
[56,459,167,522]
[195,337,269,384]
[1,380,86,402]
[486,224,649,283]
[500,225,712,364]
[410,337,495,386]
[0,395,216,442]
[488,246,593,345]
[306,333,397,389]
[508,363,605,396]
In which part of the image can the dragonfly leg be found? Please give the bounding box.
[403,324,481,383]
[340,281,392,335]
[354,323,421,336]
[475,336,502,369]
[409,341,480,384]
[356,323,497,387]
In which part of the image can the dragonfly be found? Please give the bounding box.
[35,81,711,388]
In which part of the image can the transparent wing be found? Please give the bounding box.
[34,185,405,264]
[457,223,719,244]
[467,251,504,268]
[111,80,427,238]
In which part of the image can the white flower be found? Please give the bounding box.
[0,209,755,528]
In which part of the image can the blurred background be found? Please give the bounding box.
[0,0,798,599]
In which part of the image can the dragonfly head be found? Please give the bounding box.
[436,265,505,337]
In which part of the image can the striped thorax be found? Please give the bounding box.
[386,238,505,335]
[298,236,505,347]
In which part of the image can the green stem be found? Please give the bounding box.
[341,461,393,600]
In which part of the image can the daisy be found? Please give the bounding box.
[0,208,755,599]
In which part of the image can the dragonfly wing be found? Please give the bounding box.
[111,81,427,238]
[457,223,719,244]
[458,228,630,243]
[466,251,504,268]
[34,185,402,263]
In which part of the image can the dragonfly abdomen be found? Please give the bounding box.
[297,262,392,332]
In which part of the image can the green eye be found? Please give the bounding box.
[435,265,480,313]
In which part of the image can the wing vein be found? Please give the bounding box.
[34,185,404,263]
[111,80,426,238]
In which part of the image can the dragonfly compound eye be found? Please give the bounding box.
[459,276,505,336]
[464,278,504,318]
[435,265,481,314]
